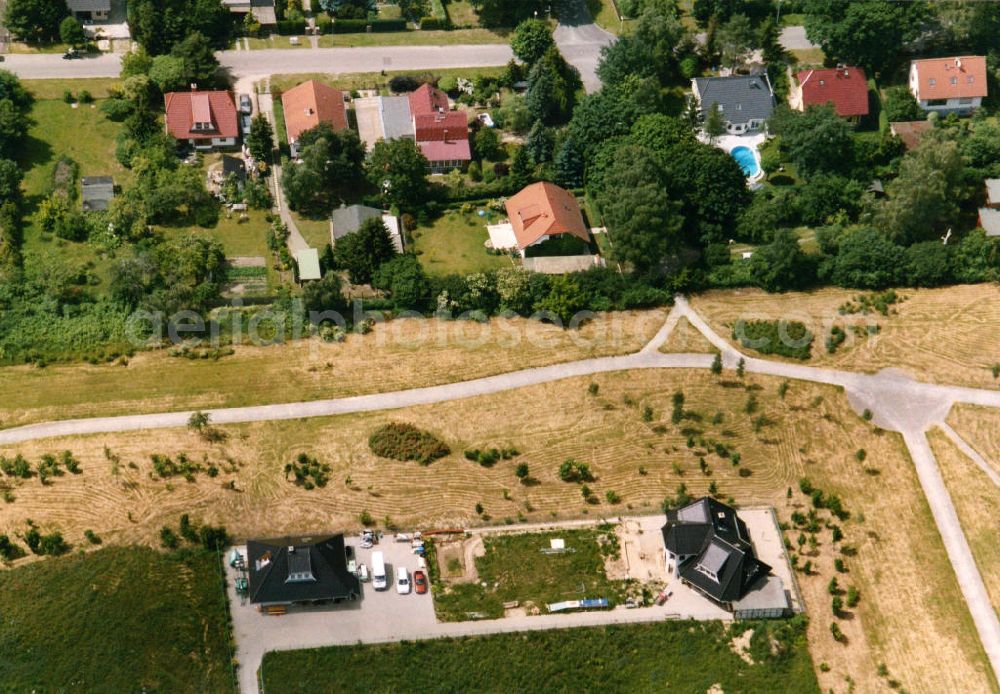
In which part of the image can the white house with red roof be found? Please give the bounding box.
[790,66,869,120]
[406,83,471,173]
[164,90,239,150]
[909,56,987,115]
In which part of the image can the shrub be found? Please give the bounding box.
[198,524,230,551]
[0,534,25,561]
[846,585,860,607]
[419,16,448,30]
[84,529,102,545]
[830,622,845,642]
[368,422,450,465]
[63,90,75,103]
[276,18,307,34]
[286,453,331,488]
[160,526,180,549]
[78,90,93,104]
[389,75,420,93]
[605,490,621,504]
[60,451,82,474]
[1,454,32,479]
[515,463,529,480]
[732,320,813,360]
[558,458,594,483]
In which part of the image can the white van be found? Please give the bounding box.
[371,551,387,591]
[396,566,411,595]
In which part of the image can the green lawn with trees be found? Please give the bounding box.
[0,545,236,691]
[261,618,818,692]
[411,208,510,276]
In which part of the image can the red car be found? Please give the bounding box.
[413,570,428,594]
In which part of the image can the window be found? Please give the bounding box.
[958,97,973,105]
[927,99,948,106]
[950,76,958,85]
[928,78,936,87]
[967,76,975,84]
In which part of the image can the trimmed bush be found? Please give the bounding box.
[276,18,307,34]
[419,16,448,30]
[369,422,450,465]
[333,18,407,34]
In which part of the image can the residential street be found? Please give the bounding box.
[1,44,515,81]
[0,297,997,682]
[553,0,616,93]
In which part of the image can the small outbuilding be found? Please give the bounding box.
[247,534,360,607]
[330,203,404,253]
[81,176,114,212]
[294,248,322,282]
[978,208,1000,237]
[984,179,1000,209]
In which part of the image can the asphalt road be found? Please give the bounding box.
[553,0,615,93]
[1,44,515,81]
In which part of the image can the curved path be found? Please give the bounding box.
[2,297,998,681]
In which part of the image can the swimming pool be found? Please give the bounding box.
[731,146,759,177]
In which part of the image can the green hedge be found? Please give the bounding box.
[275,18,307,35]
[419,16,449,30]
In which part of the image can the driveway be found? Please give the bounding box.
[553,0,615,93]
[779,26,818,51]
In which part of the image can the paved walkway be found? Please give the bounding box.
[2,297,998,684]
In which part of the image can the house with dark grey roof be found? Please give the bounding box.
[247,534,360,606]
[330,204,404,253]
[692,74,775,134]
[663,497,787,616]
[81,176,114,212]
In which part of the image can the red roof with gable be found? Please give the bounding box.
[407,83,449,115]
[164,90,239,140]
[796,67,869,117]
[414,111,468,142]
[505,182,589,249]
[281,80,347,143]
[911,56,987,100]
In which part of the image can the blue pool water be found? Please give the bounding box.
[731,146,759,177]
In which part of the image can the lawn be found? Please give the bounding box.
[587,0,630,35]
[292,212,332,249]
[316,28,507,48]
[0,546,235,692]
[260,619,819,692]
[267,66,505,96]
[445,0,483,28]
[21,78,121,100]
[432,528,624,620]
[18,96,131,292]
[2,369,993,692]
[412,208,511,275]
[160,209,273,259]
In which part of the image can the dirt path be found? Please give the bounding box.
[2,297,998,684]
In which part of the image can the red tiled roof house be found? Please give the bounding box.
[281,80,348,159]
[164,90,239,150]
[407,83,470,173]
[504,182,590,256]
[909,55,987,115]
[790,67,869,119]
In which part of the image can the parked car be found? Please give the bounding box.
[371,551,387,590]
[477,113,495,128]
[413,570,427,594]
[241,115,252,135]
[239,93,252,114]
[396,566,411,595]
[62,50,82,60]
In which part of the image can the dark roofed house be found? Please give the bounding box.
[81,176,114,212]
[331,204,405,253]
[692,74,775,134]
[662,497,786,616]
[247,534,360,606]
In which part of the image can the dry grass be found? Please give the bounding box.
[690,284,1000,389]
[948,405,1000,474]
[0,369,993,693]
[658,316,717,354]
[927,427,1000,615]
[0,310,667,429]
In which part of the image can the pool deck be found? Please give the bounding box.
[702,132,767,185]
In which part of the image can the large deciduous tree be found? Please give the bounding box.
[524,47,580,126]
[128,0,234,55]
[366,138,431,211]
[596,2,684,87]
[803,0,929,74]
[4,0,69,42]
[510,18,553,66]
[245,114,274,163]
[283,123,365,214]
[470,0,544,29]
[768,104,855,179]
[820,227,904,289]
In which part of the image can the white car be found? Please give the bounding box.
[396,566,411,595]
[477,113,495,128]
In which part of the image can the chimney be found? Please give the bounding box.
[304,107,314,115]
[956,57,962,69]
[190,83,198,91]
[843,68,849,77]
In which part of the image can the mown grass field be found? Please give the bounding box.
[260,619,818,693]
[411,208,511,276]
[0,310,667,428]
[691,284,1000,389]
[0,546,235,692]
[1,369,993,692]
[928,427,1000,615]
[316,28,508,48]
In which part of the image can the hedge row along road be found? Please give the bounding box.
[1,296,998,683]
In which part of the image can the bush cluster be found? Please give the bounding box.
[286,453,331,489]
[732,320,813,360]
[151,453,203,482]
[368,422,450,465]
[463,447,519,467]
[558,458,594,483]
